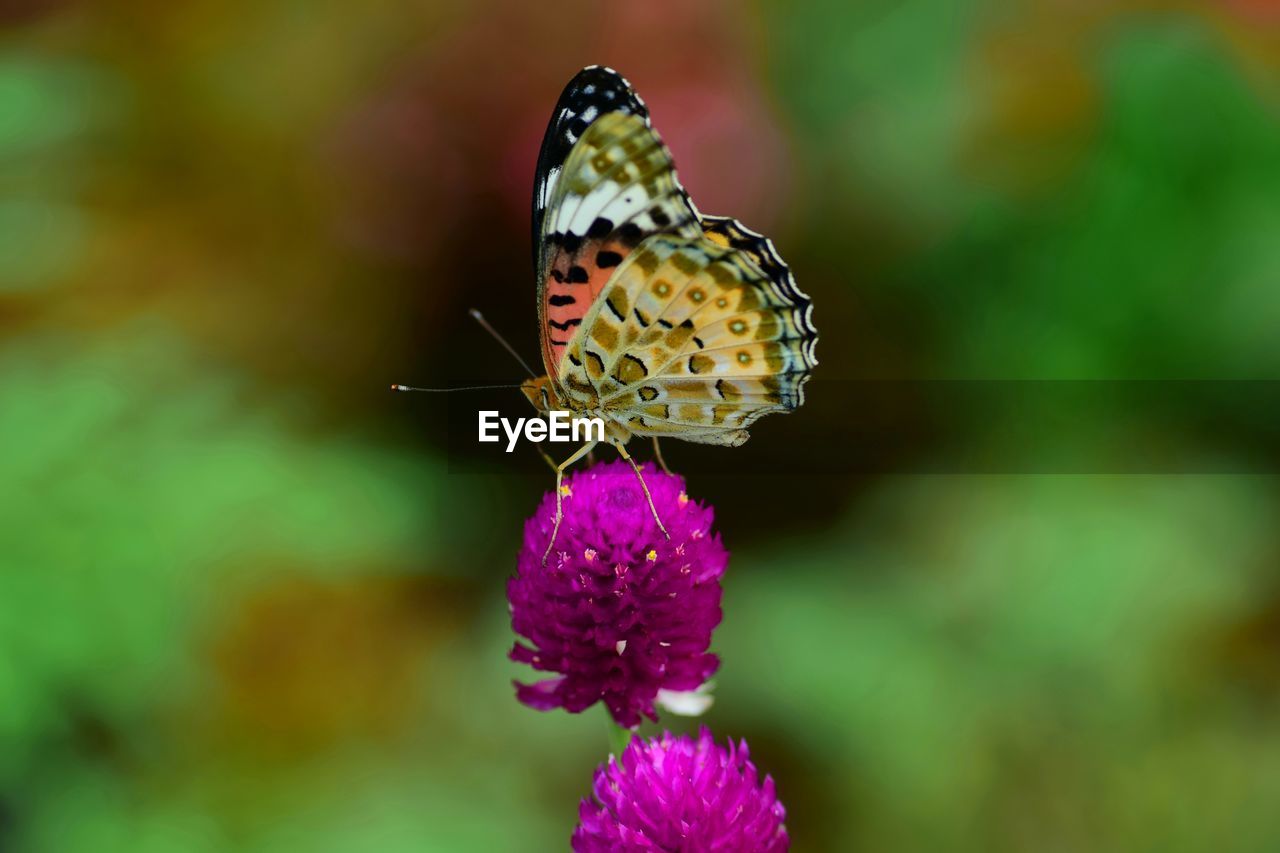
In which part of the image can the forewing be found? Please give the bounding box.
[533,66,700,379]
[558,223,817,445]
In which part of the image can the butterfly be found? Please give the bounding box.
[521,66,818,562]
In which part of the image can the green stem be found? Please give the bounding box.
[605,710,634,758]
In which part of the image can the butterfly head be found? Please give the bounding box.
[520,375,560,412]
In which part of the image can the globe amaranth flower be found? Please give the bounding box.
[508,460,726,728]
[573,727,789,852]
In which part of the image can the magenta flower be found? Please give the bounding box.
[573,727,789,852]
[508,461,726,728]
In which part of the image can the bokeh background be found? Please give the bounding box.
[3,1,1280,850]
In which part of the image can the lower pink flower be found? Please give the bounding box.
[573,727,789,852]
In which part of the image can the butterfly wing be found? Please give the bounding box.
[533,66,701,382]
[556,220,818,446]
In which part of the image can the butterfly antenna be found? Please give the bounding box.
[391,383,524,393]
[469,309,538,379]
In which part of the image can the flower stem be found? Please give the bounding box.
[605,712,634,757]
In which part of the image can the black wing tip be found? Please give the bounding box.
[573,64,623,80]
[533,65,650,264]
[570,65,628,87]
[536,65,648,175]
[554,66,647,117]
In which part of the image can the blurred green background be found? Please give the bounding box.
[3,1,1279,850]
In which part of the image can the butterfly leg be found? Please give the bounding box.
[651,437,672,475]
[542,440,597,565]
[534,444,558,474]
[615,442,670,541]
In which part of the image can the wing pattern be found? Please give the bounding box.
[533,67,699,378]
[556,228,818,446]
